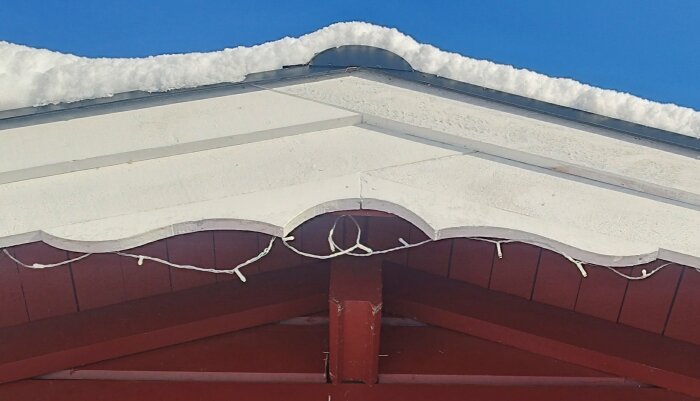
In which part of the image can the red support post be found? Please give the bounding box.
[328,256,382,384]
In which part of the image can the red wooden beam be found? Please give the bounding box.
[382,263,700,398]
[0,380,694,401]
[41,324,328,383]
[0,262,330,385]
[328,257,382,384]
[378,325,626,384]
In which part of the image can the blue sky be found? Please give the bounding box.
[1,0,698,109]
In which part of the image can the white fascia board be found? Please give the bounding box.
[0,89,361,184]
[360,154,700,268]
[40,175,364,252]
[0,75,698,269]
[276,75,700,207]
[0,125,459,250]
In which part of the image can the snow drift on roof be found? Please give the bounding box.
[0,22,698,138]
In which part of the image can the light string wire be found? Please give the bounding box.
[2,214,698,282]
[281,214,432,259]
[115,237,277,283]
[3,250,91,269]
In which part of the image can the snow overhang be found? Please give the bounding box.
[0,43,698,270]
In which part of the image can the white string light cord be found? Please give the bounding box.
[2,238,276,283]
[281,214,432,259]
[2,214,699,281]
[3,250,91,269]
[116,237,277,283]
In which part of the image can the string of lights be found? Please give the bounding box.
[3,215,696,282]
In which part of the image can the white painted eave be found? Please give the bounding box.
[1,74,698,269]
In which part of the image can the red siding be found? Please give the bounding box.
[574,265,629,322]
[167,232,217,291]
[12,243,77,320]
[406,228,451,277]
[0,251,28,328]
[120,240,172,301]
[341,216,368,250]
[448,239,495,288]
[664,268,700,345]
[257,233,304,273]
[70,253,126,310]
[365,217,411,266]
[301,214,339,256]
[532,250,582,310]
[213,231,261,281]
[489,242,541,299]
[618,261,682,334]
[2,219,699,346]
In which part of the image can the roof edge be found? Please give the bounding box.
[1,46,697,152]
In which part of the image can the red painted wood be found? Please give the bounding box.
[449,238,495,288]
[1,380,693,401]
[213,231,261,281]
[365,217,412,266]
[256,233,304,273]
[382,264,700,398]
[341,215,368,250]
[59,324,327,380]
[167,232,218,291]
[574,265,630,322]
[0,251,28,328]
[120,240,172,301]
[532,250,582,310]
[0,263,330,385]
[618,261,682,334]
[380,326,611,378]
[329,257,382,384]
[69,253,126,310]
[11,242,77,320]
[665,268,700,345]
[406,228,451,277]
[489,242,541,299]
[299,214,340,255]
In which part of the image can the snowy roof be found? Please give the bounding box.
[1,51,698,270]
[1,22,698,139]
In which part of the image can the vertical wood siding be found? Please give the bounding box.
[1,214,699,348]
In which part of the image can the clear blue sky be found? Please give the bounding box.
[1,0,698,109]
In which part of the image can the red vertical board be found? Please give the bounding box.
[663,267,700,345]
[574,265,629,322]
[531,250,582,310]
[341,216,368,251]
[256,233,304,273]
[70,253,126,310]
[489,242,540,299]
[618,261,682,334]
[365,217,412,266]
[213,231,261,281]
[120,240,172,301]
[167,232,218,291]
[12,242,77,320]
[406,228,451,277]
[0,251,28,328]
[300,214,339,256]
[449,239,495,288]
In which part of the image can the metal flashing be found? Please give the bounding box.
[310,45,413,71]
